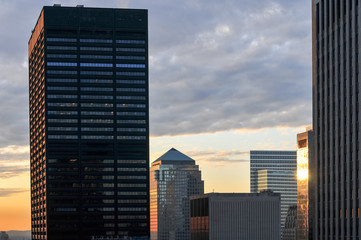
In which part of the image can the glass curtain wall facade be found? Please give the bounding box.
[150,148,204,240]
[297,129,314,240]
[28,6,149,240]
[250,150,297,232]
[312,0,361,239]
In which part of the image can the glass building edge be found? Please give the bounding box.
[297,129,314,240]
[29,6,149,240]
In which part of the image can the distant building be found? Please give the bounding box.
[150,148,204,240]
[297,129,314,240]
[0,232,9,240]
[190,192,281,240]
[250,150,297,231]
[282,205,297,240]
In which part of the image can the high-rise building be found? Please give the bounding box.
[28,5,149,240]
[312,1,361,239]
[190,192,281,240]
[250,150,297,232]
[297,129,314,240]
[150,148,204,240]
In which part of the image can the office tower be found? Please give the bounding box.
[282,205,297,240]
[312,0,361,238]
[250,150,297,232]
[28,5,149,240]
[297,129,314,240]
[190,192,281,240]
[150,148,204,240]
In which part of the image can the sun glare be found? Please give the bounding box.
[297,147,308,181]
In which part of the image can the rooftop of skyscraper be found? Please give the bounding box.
[152,148,195,165]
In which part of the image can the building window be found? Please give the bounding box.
[47,70,77,75]
[47,78,77,83]
[117,112,145,116]
[117,136,146,140]
[48,119,78,123]
[116,72,145,76]
[118,192,147,196]
[47,54,77,59]
[117,104,146,108]
[47,62,77,67]
[116,80,145,84]
[81,119,113,124]
[81,103,113,108]
[116,56,146,60]
[116,64,146,68]
[117,128,146,132]
[80,79,113,83]
[81,127,113,131]
[117,120,146,124]
[81,111,114,116]
[47,86,77,91]
[116,96,146,100]
[118,168,147,172]
[48,110,77,115]
[47,38,77,42]
[47,46,77,50]
[80,47,112,51]
[80,71,113,75]
[117,176,147,180]
[80,95,113,100]
[48,127,78,131]
[48,135,78,139]
[81,135,114,140]
[116,88,145,92]
[80,63,113,68]
[47,102,77,107]
[80,39,112,43]
[116,40,145,44]
[80,87,113,92]
[80,55,113,59]
[116,48,145,52]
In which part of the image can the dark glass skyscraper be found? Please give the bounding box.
[28,5,149,240]
[312,0,360,239]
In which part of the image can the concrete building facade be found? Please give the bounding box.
[190,192,281,240]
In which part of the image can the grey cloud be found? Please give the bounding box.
[0,188,28,197]
[0,165,29,179]
[0,145,29,164]
[184,149,249,165]
[145,0,312,136]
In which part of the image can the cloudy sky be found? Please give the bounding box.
[0,0,312,230]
